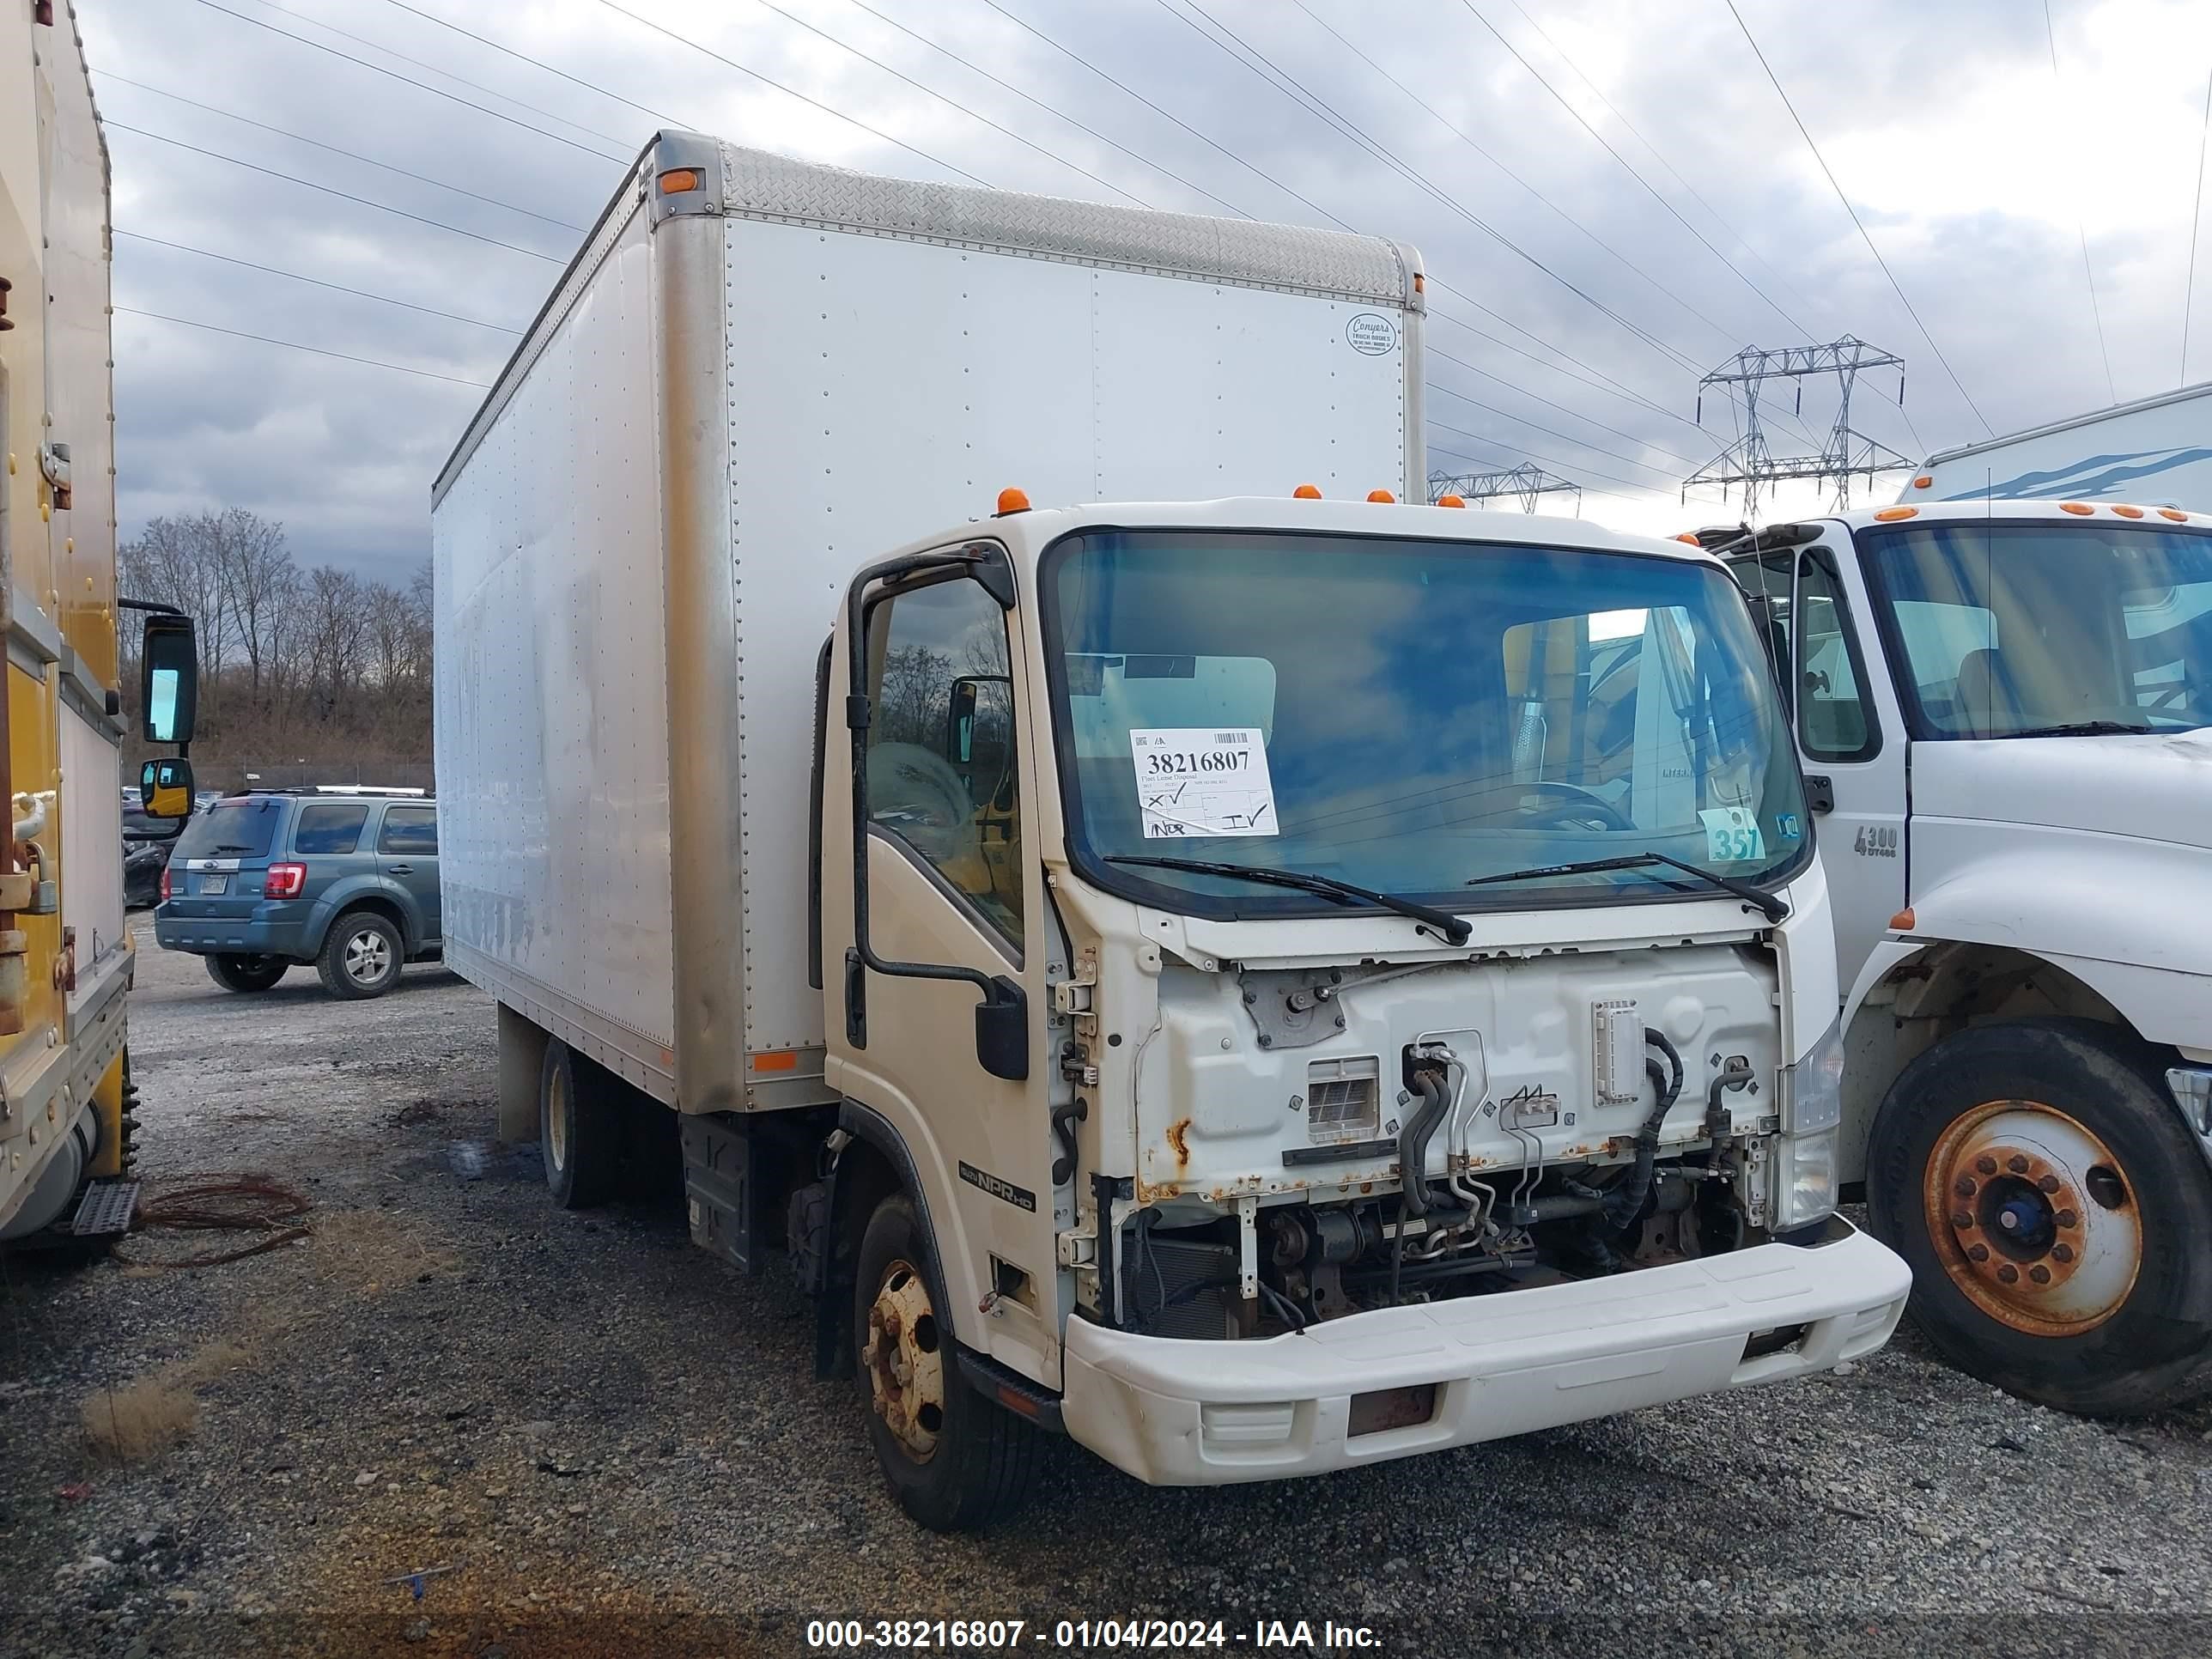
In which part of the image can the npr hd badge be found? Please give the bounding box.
[1345,313,1397,356]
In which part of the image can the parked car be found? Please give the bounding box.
[123,836,170,909]
[153,789,441,999]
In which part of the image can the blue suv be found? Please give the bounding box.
[154,789,441,1000]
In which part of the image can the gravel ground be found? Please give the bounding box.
[3,916,2210,1657]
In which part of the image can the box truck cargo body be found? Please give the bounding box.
[1905,380,2212,508]
[434,134,1906,1528]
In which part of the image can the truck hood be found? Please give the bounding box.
[1911,727,2212,848]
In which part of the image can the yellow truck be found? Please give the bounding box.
[1,1,196,1246]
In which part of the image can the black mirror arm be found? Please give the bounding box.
[842,549,1030,1081]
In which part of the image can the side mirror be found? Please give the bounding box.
[140,613,199,745]
[974,975,1029,1081]
[140,757,196,819]
[946,678,978,765]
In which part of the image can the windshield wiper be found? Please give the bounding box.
[1995,720,2154,739]
[1463,851,1789,924]
[1104,854,1474,945]
[212,843,258,853]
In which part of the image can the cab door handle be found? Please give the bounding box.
[1802,775,1835,814]
[388,864,414,875]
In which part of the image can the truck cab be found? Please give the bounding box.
[803,495,1907,1523]
[1724,498,2212,1413]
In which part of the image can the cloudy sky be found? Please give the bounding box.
[77,0,2212,579]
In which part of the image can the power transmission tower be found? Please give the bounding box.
[1426,463,1583,515]
[1680,336,1911,520]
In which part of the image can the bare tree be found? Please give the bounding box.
[216,507,295,701]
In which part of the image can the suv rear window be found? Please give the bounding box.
[378,805,438,854]
[294,804,370,855]
[173,799,283,860]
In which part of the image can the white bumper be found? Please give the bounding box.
[1061,1219,1910,1486]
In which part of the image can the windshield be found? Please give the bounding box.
[1044,529,1809,915]
[173,799,282,860]
[1859,521,2212,738]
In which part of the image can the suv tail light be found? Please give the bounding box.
[158,865,172,903]
[264,862,307,900]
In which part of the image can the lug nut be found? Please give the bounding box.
[1951,1211,1974,1230]
[2052,1243,2075,1263]
[2057,1209,2078,1229]
[2037,1175,2061,1194]
[2029,1265,2051,1285]
[1954,1176,1978,1198]
[1968,1243,1990,1262]
[1996,1264,2020,1285]
[2007,1154,2029,1174]
[1975,1156,1998,1176]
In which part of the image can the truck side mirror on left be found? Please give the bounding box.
[140,613,199,745]
[140,757,196,819]
[975,975,1029,1081]
[946,678,977,764]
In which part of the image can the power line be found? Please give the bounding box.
[115,231,522,333]
[94,71,586,233]
[1425,422,1659,501]
[1167,0,1707,375]
[1425,380,1685,481]
[743,0,1145,204]
[1458,0,1807,338]
[247,0,638,153]
[594,0,991,187]
[836,0,1247,216]
[2185,66,2211,386]
[116,307,490,386]
[380,2,685,133]
[106,122,565,263]
[1723,0,1994,436]
[1429,346,1703,465]
[194,0,629,163]
[1288,0,1745,349]
[2042,0,2116,404]
[1501,0,1823,327]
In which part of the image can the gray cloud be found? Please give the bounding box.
[79,0,2212,568]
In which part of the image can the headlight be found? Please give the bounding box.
[1771,1126,1840,1231]
[1778,1015,1844,1134]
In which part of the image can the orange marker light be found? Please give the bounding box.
[1874,506,1918,521]
[750,1049,800,1073]
[658,168,702,194]
[1674,532,1702,545]
[2059,501,2094,514]
[995,486,1030,515]
[1367,489,1396,503]
[1912,475,1933,489]
[2160,507,2191,521]
[1888,908,1917,933]
[1435,493,1466,508]
[1292,483,1322,499]
[2112,504,2144,519]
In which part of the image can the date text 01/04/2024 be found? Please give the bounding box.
[804,1618,1384,1650]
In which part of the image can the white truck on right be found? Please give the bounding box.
[1905,379,2212,508]
[1720,496,2212,1413]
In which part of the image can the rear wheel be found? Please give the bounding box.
[317,911,403,1000]
[206,954,288,994]
[1868,1018,2212,1414]
[854,1193,1037,1532]
[538,1039,621,1210]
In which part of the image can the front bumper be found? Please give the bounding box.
[1061,1218,1910,1486]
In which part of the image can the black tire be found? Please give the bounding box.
[1867,1018,2212,1415]
[538,1039,621,1210]
[854,1193,1037,1532]
[316,910,404,1000]
[206,953,288,994]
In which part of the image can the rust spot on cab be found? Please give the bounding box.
[1165,1118,1192,1169]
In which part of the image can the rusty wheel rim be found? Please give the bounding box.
[1923,1099,2140,1336]
[864,1256,945,1463]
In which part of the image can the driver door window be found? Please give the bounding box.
[865,579,1024,943]
[1795,553,1877,761]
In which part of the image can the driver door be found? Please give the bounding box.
[823,557,1061,1387]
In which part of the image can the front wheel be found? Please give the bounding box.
[1867,1018,2212,1415]
[854,1193,1037,1532]
[207,954,288,994]
[318,912,404,1000]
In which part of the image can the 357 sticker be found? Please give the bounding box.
[1698,805,1766,863]
[1852,825,1899,859]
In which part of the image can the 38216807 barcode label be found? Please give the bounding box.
[1129,727,1278,839]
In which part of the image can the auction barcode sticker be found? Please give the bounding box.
[1130,727,1278,838]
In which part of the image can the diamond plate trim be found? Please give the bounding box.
[69,1178,139,1237]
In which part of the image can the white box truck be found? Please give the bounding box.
[1905,380,2212,508]
[434,132,1907,1529]
[1715,496,2212,1413]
